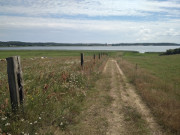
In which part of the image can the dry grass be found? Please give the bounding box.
[117,58,180,134]
[0,54,108,134]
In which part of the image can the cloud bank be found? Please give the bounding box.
[0,0,180,43]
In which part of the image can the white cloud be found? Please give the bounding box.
[162,28,180,36]
[0,0,180,17]
[0,16,180,42]
[0,0,180,43]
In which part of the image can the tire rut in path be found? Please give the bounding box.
[104,59,163,135]
[105,59,126,135]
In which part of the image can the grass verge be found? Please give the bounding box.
[117,52,180,134]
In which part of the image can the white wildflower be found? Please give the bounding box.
[60,122,63,126]
[30,123,32,125]
[5,123,10,126]
[21,118,24,122]
[34,121,37,124]
[39,117,41,120]
[1,117,7,121]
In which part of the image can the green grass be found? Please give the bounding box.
[123,52,180,94]
[0,50,117,59]
[117,52,180,134]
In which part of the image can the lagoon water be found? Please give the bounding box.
[0,46,179,53]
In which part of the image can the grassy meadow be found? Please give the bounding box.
[0,50,108,134]
[0,50,114,59]
[117,52,180,134]
[0,50,180,134]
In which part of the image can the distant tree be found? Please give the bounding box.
[161,48,180,55]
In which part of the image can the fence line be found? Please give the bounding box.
[5,52,108,112]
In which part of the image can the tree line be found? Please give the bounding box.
[0,41,179,47]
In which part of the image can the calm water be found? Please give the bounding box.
[0,46,179,53]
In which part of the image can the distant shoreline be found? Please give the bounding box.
[0,41,180,47]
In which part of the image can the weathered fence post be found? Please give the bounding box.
[93,54,96,64]
[81,53,84,68]
[6,56,24,112]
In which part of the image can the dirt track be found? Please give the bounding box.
[61,59,164,135]
[104,59,163,135]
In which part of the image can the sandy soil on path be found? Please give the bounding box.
[104,59,163,135]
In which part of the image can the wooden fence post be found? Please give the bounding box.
[94,54,96,64]
[6,56,24,112]
[135,63,138,71]
[81,53,84,68]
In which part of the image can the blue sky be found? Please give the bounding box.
[0,0,180,43]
